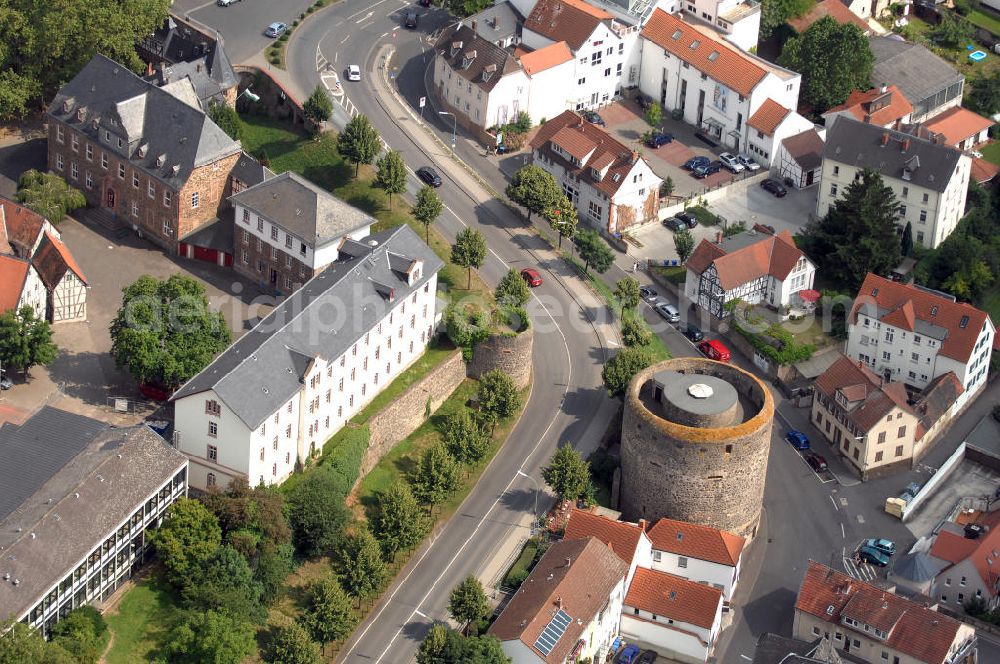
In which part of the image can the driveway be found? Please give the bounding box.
[709,181,818,236]
[181,0,323,64]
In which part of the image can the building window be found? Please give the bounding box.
[56,154,64,171]
[241,249,248,264]
[271,226,278,240]
[829,184,838,197]
[919,210,927,223]
[260,447,265,461]
[131,201,138,217]
[273,436,278,450]
[875,451,884,462]
[922,192,929,203]
[678,556,688,568]
[207,473,216,487]
[164,191,172,208]
[118,163,125,179]
[71,162,78,180]
[895,445,904,457]
[207,443,218,459]
[148,180,155,198]
[85,171,93,189]
[272,463,277,476]
[132,172,139,188]
[56,125,64,143]
[191,192,199,208]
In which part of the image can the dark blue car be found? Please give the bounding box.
[683,156,710,170]
[786,430,810,450]
[645,132,673,148]
[618,645,641,664]
[693,160,723,178]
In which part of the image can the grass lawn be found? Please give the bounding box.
[351,342,459,425]
[104,573,181,664]
[651,265,686,285]
[781,315,836,350]
[503,539,540,587]
[981,140,1000,166]
[968,9,1000,36]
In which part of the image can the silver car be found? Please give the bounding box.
[720,152,744,173]
[654,302,680,323]
[737,153,760,171]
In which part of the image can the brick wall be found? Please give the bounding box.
[177,152,241,245]
[467,327,533,390]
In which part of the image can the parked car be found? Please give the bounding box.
[404,9,418,28]
[760,178,787,197]
[737,153,760,171]
[617,645,641,664]
[217,0,240,6]
[346,64,361,81]
[786,430,810,450]
[692,160,723,178]
[419,0,431,5]
[638,651,658,664]
[698,339,731,362]
[495,143,511,154]
[676,211,698,228]
[0,374,11,390]
[683,156,710,171]
[264,22,287,37]
[719,152,744,173]
[684,323,704,342]
[858,545,890,567]
[662,216,685,231]
[639,286,658,301]
[805,453,827,472]
[654,302,680,323]
[636,92,654,110]
[416,166,442,187]
[646,132,673,148]
[865,538,896,557]
[583,111,605,126]
[520,268,543,287]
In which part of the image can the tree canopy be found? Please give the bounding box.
[416,625,510,664]
[339,114,382,176]
[442,407,491,466]
[478,370,521,425]
[800,168,902,291]
[413,185,444,243]
[968,69,1000,116]
[340,529,388,603]
[301,577,357,651]
[574,229,615,274]
[506,165,560,222]
[207,103,243,142]
[375,150,407,208]
[0,305,58,377]
[542,444,591,501]
[614,277,641,310]
[371,481,429,559]
[620,312,651,348]
[495,267,531,308]
[448,576,491,632]
[777,17,874,113]
[545,195,579,248]
[674,228,695,263]
[180,545,266,622]
[303,84,334,125]
[451,227,488,289]
[287,468,352,557]
[162,610,256,664]
[263,622,322,664]
[602,347,654,397]
[446,0,492,17]
[48,607,107,664]
[16,170,86,224]
[150,497,222,589]
[760,0,813,39]
[411,443,461,506]
[0,0,171,120]
[109,274,231,389]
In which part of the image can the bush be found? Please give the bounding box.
[723,220,747,238]
[512,111,531,133]
[307,5,315,12]
[270,56,281,64]
[620,312,651,347]
[321,424,370,495]
[497,305,530,333]
[732,315,815,365]
[445,305,491,360]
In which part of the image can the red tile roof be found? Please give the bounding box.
[929,529,979,565]
[625,567,722,630]
[850,273,994,364]
[923,106,994,147]
[489,537,627,663]
[529,110,647,199]
[796,561,965,664]
[813,354,913,433]
[685,230,805,291]
[748,99,792,136]
[518,41,574,76]
[33,231,87,289]
[825,85,913,128]
[0,254,32,313]
[563,509,646,566]
[0,197,47,258]
[646,518,744,567]
[524,0,611,51]
[787,0,872,34]
[641,10,767,97]
[971,156,1000,185]
[967,524,1000,597]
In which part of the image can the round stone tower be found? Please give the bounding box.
[619,358,774,538]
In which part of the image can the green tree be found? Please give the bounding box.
[0,0,171,121]
[255,542,295,604]
[341,529,389,605]
[645,103,662,127]
[263,622,322,664]
[417,626,510,664]
[478,369,521,425]
[760,0,813,38]
[901,221,914,257]
[207,102,243,142]
[413,185,444,244]
[303,84,334,125]
[375,150,407,209]
[451,227,488,289]
[602,347,654,397]
[495,267,532,308]
[15,170,86,223]
[448,576,491,634]
[181,545,265,622]
[0,306,58,377]
[109,274,231,390]
[800,168,902,291]
[933,12,974,48]
[48,607,107,664]
[777,17,874,112]
[339,114,382,176]
[542,444,591,501]
[163,610,256,664]
[661,176,675,197]
[411,443,461,506]
[614,277,641,310]
[442,407,490,465]
[674,227,695,263]
[620,312,651,347]
[506,165,560,222]
[968,69,1000,116]
[301,577,357,652]
[371,481,430,559]
[287,468,352,557]
[574,229,615,274]
[150,497,222,589]
[545,195,579,248]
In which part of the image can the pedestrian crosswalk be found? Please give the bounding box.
[842,555,879,582]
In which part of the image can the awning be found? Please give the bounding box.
[727,129,741,138]
[702,117,724,129]
[799,289,821,303]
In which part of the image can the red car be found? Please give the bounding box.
[520,268,543,287]
[698,339,731,362]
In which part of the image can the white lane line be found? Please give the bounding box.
[829,494,839,511]
[355,11,374,23]
[413,609,427,619]
[840,522,846,538]
[341,34,351,44]
[380,31,390,38]
[346,0,392,19]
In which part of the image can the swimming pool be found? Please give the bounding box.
[970,50,987,62]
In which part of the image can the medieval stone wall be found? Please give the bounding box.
[467,326,533,390]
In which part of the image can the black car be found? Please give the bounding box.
[693,160,723,178]
[416,166,442,187]
[760,178,787,197]
[683,156,710,171]
[635,93,654,111]
[404,9,418,27]
[662,217,685,231]
[676,211,698,228]
[684,323,704,342]
[419,0,431,5]
[583,111,605,126]
[638,651,658,664]
[639,286,658,301]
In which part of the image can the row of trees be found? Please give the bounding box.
[0,607,108,664]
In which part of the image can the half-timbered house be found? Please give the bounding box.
[32,232,89,323]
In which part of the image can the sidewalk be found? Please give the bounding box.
[240,51,310,106]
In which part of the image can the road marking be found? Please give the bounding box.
[857,514,865,524]
[740,656,752,661]
[356,11,374,23]
[840,497,848,507]
[346,0,393,19]
[341,34,351,44]
[841,522,846,538]
[380,31,390,38]
[829,494,839,511]
[413,609,427,618]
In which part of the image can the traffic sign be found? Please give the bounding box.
[419,96,426,108]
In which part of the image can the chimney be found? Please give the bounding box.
[901,138,910,152]
[565,557,572,567]
[557,596,563,609]
[638,518,648,531]
[494,16,500,29]
[880,132,890,147]
[880,82,888,94]
[196,62,202,73]
[146,61,154,77]
[631,150,638,164]
[472,19,478,32]
[715,231,723,243]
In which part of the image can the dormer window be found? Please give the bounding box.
[76,108,85,122]
[481,63,497,82]
[62,99,73,114]
[171,164,180,176]
[138,143,148,158]
[462,50,477,69]
[156,154,166,168]
[450,40,463,57]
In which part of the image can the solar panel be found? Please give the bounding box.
[533,609,572,656]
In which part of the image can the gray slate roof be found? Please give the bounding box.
[869,36,964,110]
[171,224,443,428]
[823,116,963,193]
[179,210,234,252]
[49,54,241,190]
[0,408,186,620]
[893,552,946,583]
[142,14,237,105]
[461,1,522,45]
[229,171,375,248]
[434,24,524,93]
[231,151,275,189]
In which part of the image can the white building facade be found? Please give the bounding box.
[0,255,48,320]
[681,0,761,51]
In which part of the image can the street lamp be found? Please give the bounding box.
[516,469,540,528]
[438,111,457,153]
